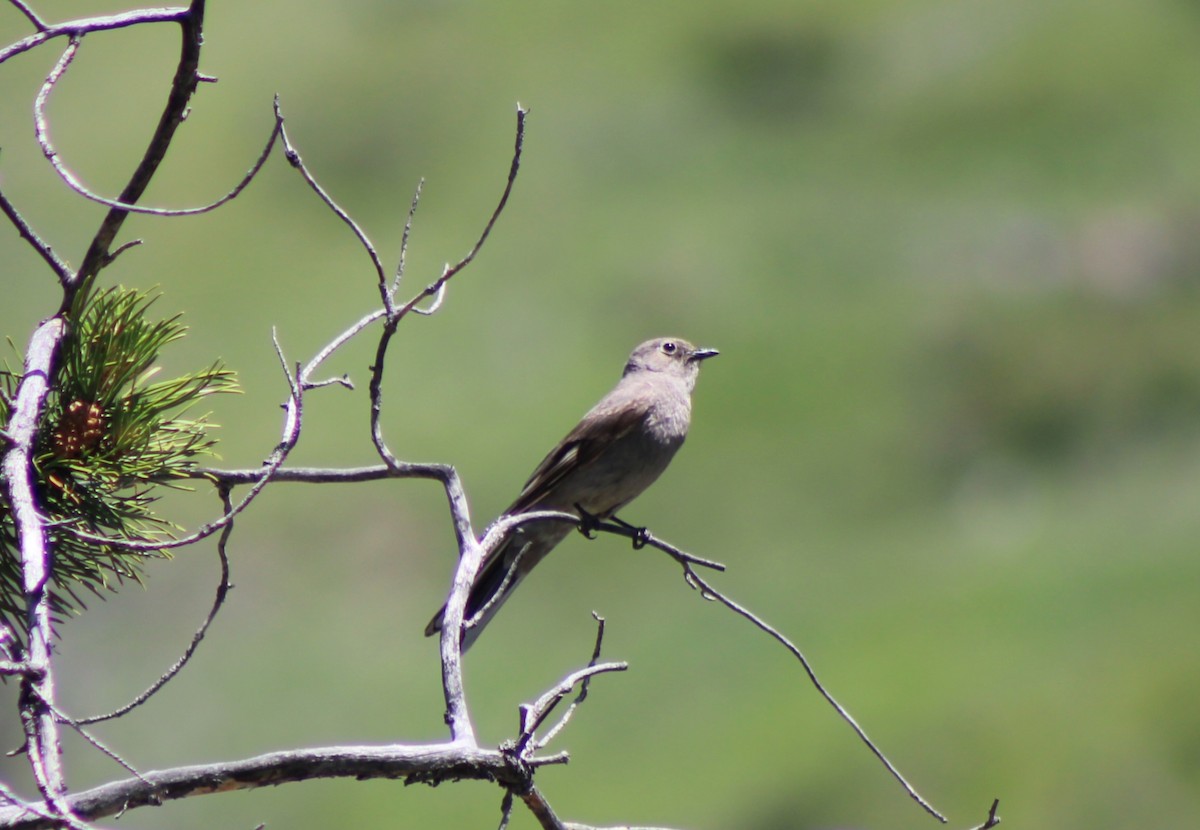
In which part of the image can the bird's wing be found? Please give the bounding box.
[506,390,649,514]
[425,394,647,640]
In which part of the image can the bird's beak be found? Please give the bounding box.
[690,347,719,362]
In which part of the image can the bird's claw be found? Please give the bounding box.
[575,503,600,539]
[608,513,649,549]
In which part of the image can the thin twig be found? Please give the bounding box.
[0,7,191,66]
[276,96,386,287]
[677,560,947,823]
[9,0,47,31]
[49,703,150,787]
[393,105,527,321]
[72,0,209,303]
[0,184,74,286]
[585,519,726,572]
[392,178,425,295]
[62,322,305,555]
[518,661,627,752]
[34,50,283,217]
[519,785,569,830]
[75,485,236,725]
[298,308,385,390]
[521,613,614,752]
[969,799,1001,830]
[99,238,143,268]
[0,780,59,828]
[497,790,515,830]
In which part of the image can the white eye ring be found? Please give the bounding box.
[661,341,677,355]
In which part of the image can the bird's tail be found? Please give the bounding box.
[424,536,528,652]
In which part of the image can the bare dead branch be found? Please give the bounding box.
[366,99,525,459]
[583,518,726,572]
[192,464,421,485]
[99,237,143,268]
[8,1,47,32]
[276,96,387,291]
[0,7,190,65]
[672,558,947,823]
[0,317,69,813]
[299,309,385,389]
[497,789,515,830]
[518,661,627,753]
[72,0,208,301]
[519,786,569,830]
[393,105,527,321]
[74,485,235,725]
[518,614,617,753]
[0,183,73,285]
[48,704,149,788]
[435,519,484,745]
[34,57,282,218]
[0,741,542,830]
[393,178,424,294]
[967,799,1001,830]
[563,824,689,830]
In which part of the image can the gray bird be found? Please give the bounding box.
[426,336,718,650]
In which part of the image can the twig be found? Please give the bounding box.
[31,35,281,219]
[62,322,306,555]
[585,519,725,572]
[677,559,947,823]
[276,97,387,289]
[9,1,47,32]
[0,7,191,66]
[0,781,59,829]
[519,613,618,752]
[968,799,1001,830]
[393,105,527,321]
[518,661,627,753]
[72,0,209,302]
[392,178,425,295]
[74,485,236,725]
[440,505,948,821]
[365,104,527,468]
[497,789,515,830]
[519,785,569,830]
[0,184,73,286]
[563,825,688,830]
[298,308,385,390]
[48,703,150,788]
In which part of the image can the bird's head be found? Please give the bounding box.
[623,337,718,387]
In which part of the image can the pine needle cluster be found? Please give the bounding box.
[0,287,237,637]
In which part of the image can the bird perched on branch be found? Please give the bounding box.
[426,336,718,650]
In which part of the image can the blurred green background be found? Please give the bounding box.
[3,1,1200,828]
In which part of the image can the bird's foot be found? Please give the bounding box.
[609,514,650,549]
[574,503,601,539]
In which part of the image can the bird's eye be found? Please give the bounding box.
[661,341,677,355]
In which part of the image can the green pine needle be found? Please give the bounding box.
[0,287,238,638]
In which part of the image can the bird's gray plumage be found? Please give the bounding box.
[426,337,717,650]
